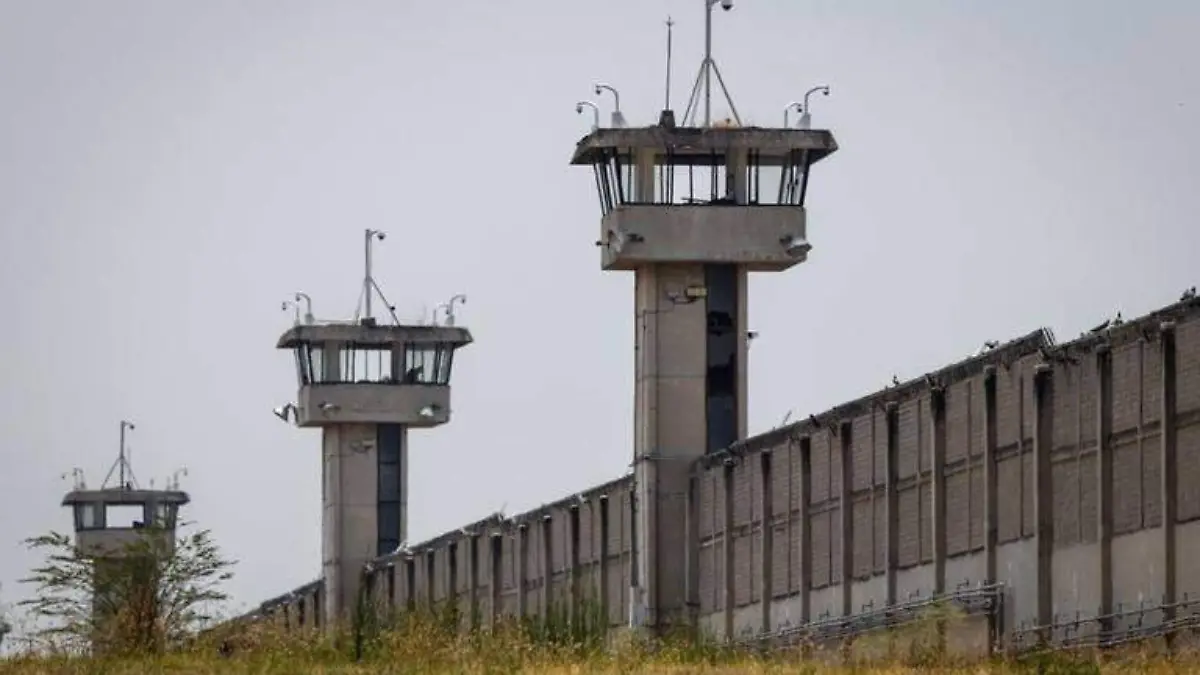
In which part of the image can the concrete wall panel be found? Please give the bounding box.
[945,552,985,590]
[850,575,887,614]
[997,539,1037,636]
[810,510,831,587]
[1177,316,1200,412]
[852,499,873,579]
[895,565,934,603]
[1050,543,1101,632]
[810,585,840,619]
[769,595,805,631]
[1176,520,1200,602]
[1111,529,1164,628]
[771,521,790,598]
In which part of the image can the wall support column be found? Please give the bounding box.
[931,388,947,596]
[722,461,735,640]
[930,388,948,649]
[1032,364,1054,644]
[982,366,1000,652]
[1095,347,1114,635]
[1160,321,1178,647]
[798,436,812,622]
[838,423,853,618]
[404,557,416,612]
[759,451,774,632]
[517,524,529,618]
[884,404,899,607]
[685,475,700,628]
[469,535,481,630]
[569,505,581,628]
[448,544,459,627]
[597,496,610,627]
[541,515,553,618]
[426,551,436,608]
[489,534,503,630]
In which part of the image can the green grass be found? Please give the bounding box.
[1,609,1197,674]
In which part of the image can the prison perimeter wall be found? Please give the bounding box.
[242,295,1200,653]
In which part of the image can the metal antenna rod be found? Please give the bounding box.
[101,420,138,490]
[119,420,127,488]
[664,16,674,110]
[680,0,741,127]
[355,229,388,323]
[368,276,402,325]
[704,0,712,126]
[364,228,374,320]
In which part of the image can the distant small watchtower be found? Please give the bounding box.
[275,229,472,625]
[569,0,838,632]
[60,420,189,647]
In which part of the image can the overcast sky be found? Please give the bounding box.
[1,0,1197,626]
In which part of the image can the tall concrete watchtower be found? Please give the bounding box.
[60,421,189,647]
[276,229,472,625]
[569,1,838,632]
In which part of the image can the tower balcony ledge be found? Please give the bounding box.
[297,383,451,427]
[76,527,178,558]
[599,204,810,271]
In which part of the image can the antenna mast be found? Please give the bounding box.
[101,420,138,490]
[681,0,742,127]
[352,228,402,325]
[664,16,674,110]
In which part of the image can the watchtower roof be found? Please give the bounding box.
[570,126,839,166]
[61,488,190,508]
[276,323,473,350]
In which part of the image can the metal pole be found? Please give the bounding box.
[665,17,674,110]
[119,421,126,488]
[703,0,712,127]
[363,229,373,320]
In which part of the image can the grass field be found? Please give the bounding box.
[0,614,1194,674]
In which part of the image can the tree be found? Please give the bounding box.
[18,524,235,655]
[0,583,11,651]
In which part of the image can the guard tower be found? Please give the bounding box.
[276,229,472,625]
[60,421,190,647]
[569,1,838,632]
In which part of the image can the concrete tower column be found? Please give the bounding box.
[278,322,472,627]
[320,422,408,620]
[571,120,838,635]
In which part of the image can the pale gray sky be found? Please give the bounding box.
[0,0,1197,621]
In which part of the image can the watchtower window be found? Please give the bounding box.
[589,148,815,210]
[75,503,100,530]
[402,343,455,385]
[152,503,177,529]
[339,345,393,384]
[107,504,145,529]
[295,344,326,385]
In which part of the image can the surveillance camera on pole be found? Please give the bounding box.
[594,83,627,128]
[719,0,732,10]
[576,100,600,131]
[798,85,830,129]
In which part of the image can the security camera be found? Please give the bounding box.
[780,234,812,257]
[720,0,733,10]
[376,231,386,241]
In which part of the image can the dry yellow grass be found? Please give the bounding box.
[1,615,1196,674]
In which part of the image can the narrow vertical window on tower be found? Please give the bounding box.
[705,264,738,454]
[376,424,404,557]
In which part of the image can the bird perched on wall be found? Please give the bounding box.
[891,375,900,386]
[1182,286,1197,301]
